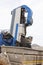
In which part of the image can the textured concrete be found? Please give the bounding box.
[1,46,43,65]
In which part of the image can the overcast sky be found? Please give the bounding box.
[0,0,43,46]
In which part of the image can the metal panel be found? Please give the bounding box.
[10,7,21,37]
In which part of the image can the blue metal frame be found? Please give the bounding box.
[21,5,33,24]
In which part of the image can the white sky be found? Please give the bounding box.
[0,0,43,46]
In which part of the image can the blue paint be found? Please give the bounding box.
[0,5,33,46]
[0,33,13,46]
[2,38,13,46]
[21,5,33,24]
[13,23,18,46]
[0,34,3,45]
